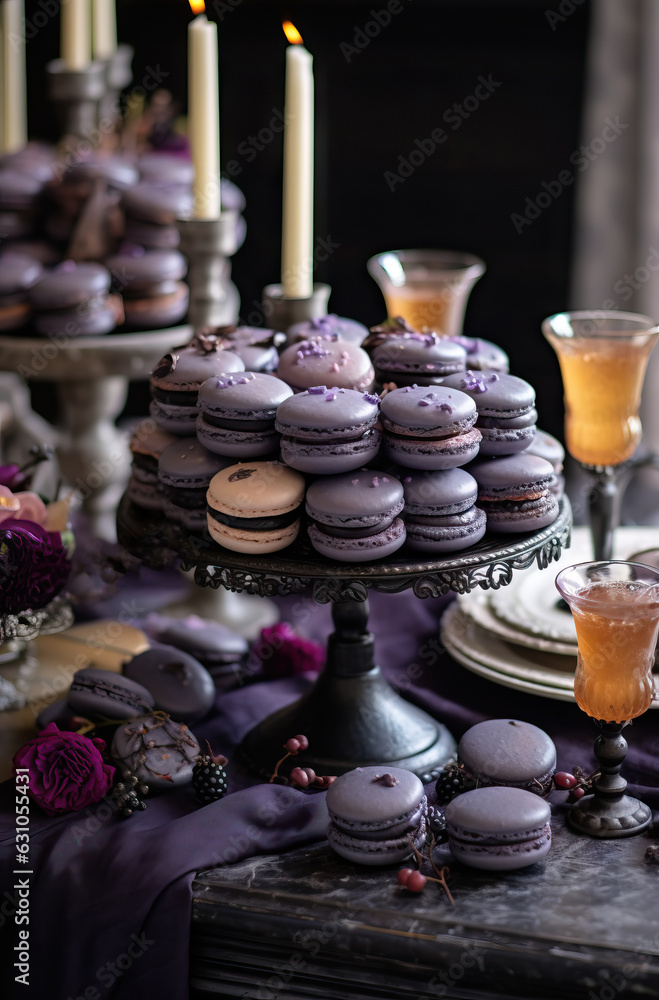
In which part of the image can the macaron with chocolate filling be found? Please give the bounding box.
[522,428,565,498]
[445,786,551,871]
[0,252,43,331]
[276,386,381,474]
[402,468,486,553]
[127,419,178,511]
[277,336,374,393]
[469,452,558,533]
[306,469,406,562]
[442,370,537,456]
[158,438,231,530]
[197,371,293,458]
[106,245,189,329]
[287,313,369,346]
[372,330,468,388]
[150,344,244,434]
[206,461,305,553]
[29,260,116,337]
[380,384,481,470]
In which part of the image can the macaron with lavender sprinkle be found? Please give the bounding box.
[371,329,467,387]
[287,313,369,346]
[150,342,244,434]
[380,384,481,470]
[306,469,406,562]
[196,371,293,458]
[276,386,381,474]
[277,336,374,392]
[442,370,537,456]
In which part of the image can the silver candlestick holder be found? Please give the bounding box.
[46,59,106,140]
[101,44,134,128]
[178,214,241,329]
[262,283,331,341]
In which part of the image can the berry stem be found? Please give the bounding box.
[428,834,454,907]
[269,751,291,784]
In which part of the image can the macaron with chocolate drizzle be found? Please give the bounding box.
[149,341,244,434]
[194,325,286,373]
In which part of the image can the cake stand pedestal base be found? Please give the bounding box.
[239,598,456,782]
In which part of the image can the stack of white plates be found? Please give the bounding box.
[440,525,659,706]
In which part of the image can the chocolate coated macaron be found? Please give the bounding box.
[469,453,558,533]
[150,345,245,433]
[202,325,285,373]
[445,786,551,870]
[123,643,215,723]
[326,766,427,866]
[206,461,305,553]
[277,336,374,393]
[442,371,537,456]
[306,469,406,562]
[380,384,481,470]
[402,468,486,553]
[276,386,381,474]
[197,371,293,458]
[457,719,557,795]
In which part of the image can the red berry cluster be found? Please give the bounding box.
[397,868,427,892]
[553,767,597,802]
[269,734,336,789]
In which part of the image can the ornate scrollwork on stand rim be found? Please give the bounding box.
[0,597,74,643]
[194,563,310,598]
[312,579,370,604]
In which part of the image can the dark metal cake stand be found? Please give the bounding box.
[117,494,571,782]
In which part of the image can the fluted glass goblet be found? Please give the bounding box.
[556,560,659,837]
[542,311,659,560]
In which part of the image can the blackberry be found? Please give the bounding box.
[426,804,447,841]
[435,763,466,805]
[193,742,229,804]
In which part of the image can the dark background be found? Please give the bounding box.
[23,0,591,438]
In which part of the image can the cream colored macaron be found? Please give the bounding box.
[206,461,305,554]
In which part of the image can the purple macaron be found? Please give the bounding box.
[457,719,557,795]
[402,468,486,553]
[468,453,559,533]
[287,314,369,347]
[123,643,216,724]
[197,371,293,458]
[380,384,481,470]
[142,613,249,680]
[202,325,286,373]
[0,252,43,331]
[158,437,231,530]
[277,336,374,393]
[306,469,406,562]
[442,371,537,456]
[106,245,189,329]
[276,386,381,474]
[445,786,552,870]
[150,345,245,433]
[127,420,179,511]
[326,766,427,866]
[448,336,509,372]
[67,667,154,721]
[110,713,200,791]
[372,330,467,387]
[29,260,115,337]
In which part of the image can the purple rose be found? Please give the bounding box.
[13,723,115,816]
[256,622,325,678]
[0,519,71,614]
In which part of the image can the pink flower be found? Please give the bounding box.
[13,492,48,526]
[13,723,115,816]
[256,622,325,678]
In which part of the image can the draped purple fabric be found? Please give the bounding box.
[1,589,657,999]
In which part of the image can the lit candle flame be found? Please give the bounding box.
[282,20,303,45]
[189,0,205,14]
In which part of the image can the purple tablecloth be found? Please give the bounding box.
[1,589,658,1000]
